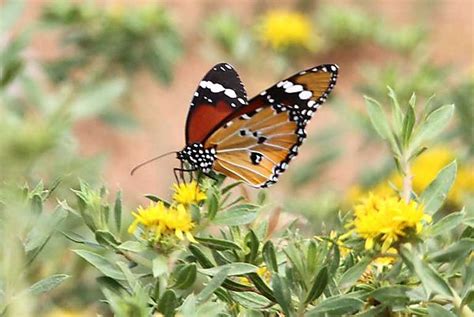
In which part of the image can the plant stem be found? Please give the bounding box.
[401,155,413,203]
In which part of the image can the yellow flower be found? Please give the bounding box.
[128,202,196,243]
[373,247,398,266]
[348,193,431,252]
[258,10,317,51]
[172,181,207,206]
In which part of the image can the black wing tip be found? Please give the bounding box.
[211,62,236,72]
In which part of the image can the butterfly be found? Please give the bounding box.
[174,62,339,188]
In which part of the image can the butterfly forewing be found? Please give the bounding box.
[185,63,248,144]
[204,64,339,188]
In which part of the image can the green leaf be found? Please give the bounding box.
[402,104,416,147]
[369,285,410,305]
[420,161,457,215]
[60,231,100,247]
[117,241,146,253]
[95,230,121,248]
[400,246,452,298]
[426,303,457,317]
[305,266,329,304]
[144,194,171,207]
[179,294,197,317]
[197,266,231,303]
[272,274,293,316]
[428,238,474,262]
[113,191,122,232]
[230,291,272,309]
[200,263,258,276]
[213,204,258,226]
[29,274,69,295]
[387,86,403,134]
[153,255,168,278]
[244,230,259,263]
[412,104,455,149]
[73,249,125,280]
[339,257,371,289]
[262,241,278,272]
[195,237,242,251]
[174,264,197,289]
[461,289,474,308]
[306,295,364,316]
[248,272,276,301]
[207,191,219,220]
[430,210,465,236]
[25,206,68,264]
[158,289,177,317]
[364,96,392,141]
[189,244,214,268]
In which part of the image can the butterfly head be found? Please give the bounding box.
[177,143,216,173]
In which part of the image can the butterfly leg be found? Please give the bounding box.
[173,167,196,184]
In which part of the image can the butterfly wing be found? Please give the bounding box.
[204,64,339,187]
[185,63,248,144]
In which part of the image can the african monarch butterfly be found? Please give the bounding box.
[132,63,338,188]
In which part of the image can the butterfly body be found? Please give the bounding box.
[178,63,339,188]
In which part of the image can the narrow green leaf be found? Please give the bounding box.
[199,263,257,276]
[306,295,364,316]
[179,294,197,317]
[248,272,276,302]
[144,194,171,207]
[213,204,258,226]
[207,192,219,220]
[60,231,100,247]
[420,161,457,215]
[339,257,371,289]
[400,246,452,298]
[195,237,242,251]
[412,104,455,149]
[364,96,392,140]
[29,274,69,295]
[369,285,410,305]
[189,244,214,268]
[113,191,122,232]
[158,289,177,317]
[197,266,231,303]
[426,303,457,317]
[231,291,272,309]
[430,210,465,236]
[244,230,259,263]
[428,238,474,262]
[117,241,146,253]
[262,241,278,272]
[272,275,293,316]
[25,206,67,253]
[73,249,125,280]
[95,230,120,248]
[402,104,416,147]
[305,266,328,304]
[387,86,403,134]
[174,264,197,289]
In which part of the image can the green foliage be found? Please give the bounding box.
[41,1,183,84]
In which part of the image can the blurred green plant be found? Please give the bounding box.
[41,1,182,84]
[316,4,427,54]
[0,182,69,315]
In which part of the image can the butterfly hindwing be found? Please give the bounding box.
[185,63,248,144]
[205,64,339,187]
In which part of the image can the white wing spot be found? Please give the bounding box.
[224,89,237,98]
[299,91,312,100]
[285,84,303,93]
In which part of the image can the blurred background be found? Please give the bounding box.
[1,0,473,315]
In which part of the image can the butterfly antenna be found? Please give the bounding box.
[130,151,178,176]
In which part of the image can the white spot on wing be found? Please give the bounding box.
[299,91,312,100]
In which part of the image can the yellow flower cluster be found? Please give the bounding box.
[348,147,474,206]
[348,193,431,252]
[258,10,317,51]
[128,181,207,245]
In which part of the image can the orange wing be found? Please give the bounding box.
[203,64,339,188]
